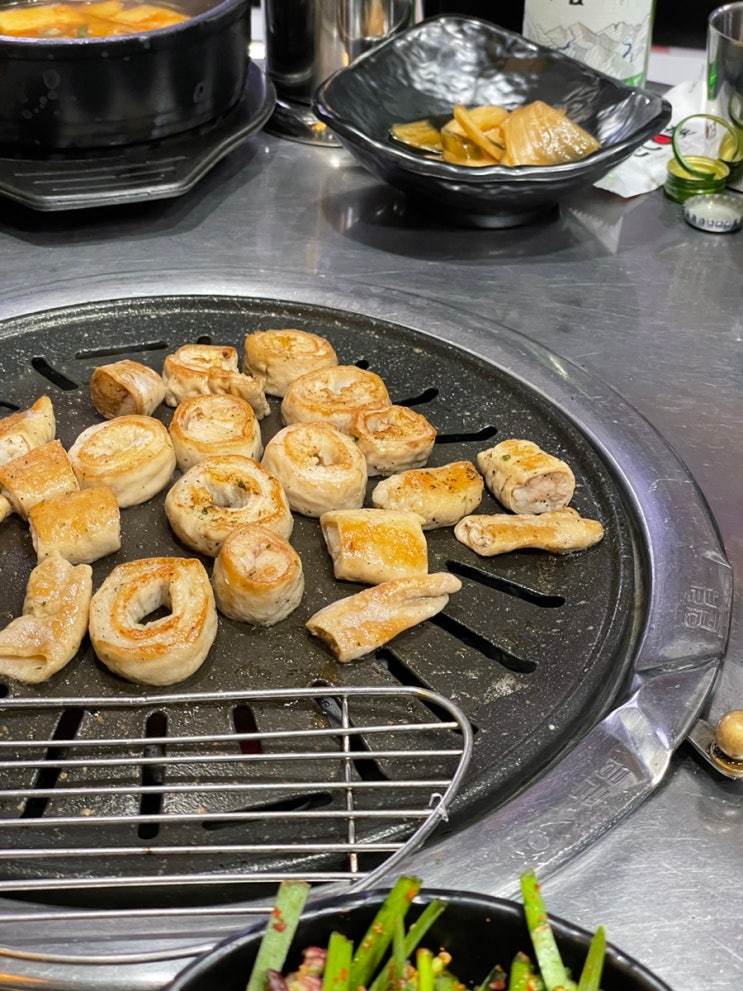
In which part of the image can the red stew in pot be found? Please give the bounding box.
[0,0,189,38]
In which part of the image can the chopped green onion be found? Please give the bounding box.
[245,881,311,991]
[520,871,569,991]
[507,951,535,991]
[349,875,422,991]
[417,948,436,991]
[323,930,353,991]
[576,926,606,991]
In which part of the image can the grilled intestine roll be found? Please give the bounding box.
[262,422,367,517]
[169,394,263,472]
[306,572,462,663]
[213,524,304,625]
[28,485,121,565]
[454,508,604,557]
[349,404,437,476]
[0,439,79,520]
[477,439,575,515]
[163,344,269,419]
[88,557,218,686]
[281,365,390,434]
[320,508,428,585]
[90,360,166,419]
[165,454,293,556]
[0,395,55,466]
[68,415,176,508]
[243,329,338,398]
[371,460,483,530]
[0,554,92,684]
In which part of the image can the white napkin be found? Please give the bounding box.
[594,78,705,197]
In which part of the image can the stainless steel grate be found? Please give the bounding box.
[0,685,471,923]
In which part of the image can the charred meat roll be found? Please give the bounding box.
[281,364,390,434]
[320,508,428,585]
[213,523,304,625]
[306,572,462,662]
[28,485,121,564]
[90,360,166,420]
[262,422,367,517]
[0,395,55,467]
[243,328,338,397]
[349,404,437,476]
[169,393,263,471]
[68,415,176,508]
[477,438,575,514]
[88,557,218,686]
[163,343,269,418]
[165,454,293,556]
[371,460,483,529]
[454,508,604,556]
[0,554,92,684]
[0,439,79,520]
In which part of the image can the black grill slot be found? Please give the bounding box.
[75,341,168,360]
[20,707,84,820]
[138,712,167,840]
[30,356,78,390]
[447,561,565,608]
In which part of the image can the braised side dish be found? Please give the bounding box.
[391,101,602,167]
[0,0,188,38]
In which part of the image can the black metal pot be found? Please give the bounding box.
[0,0,251,151]
[167,889,674,991]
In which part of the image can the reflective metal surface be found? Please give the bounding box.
[0,116,740,991]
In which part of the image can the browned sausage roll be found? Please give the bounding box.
[477,439,575,514]
[454,508,604,556]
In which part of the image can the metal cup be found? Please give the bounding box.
[265,0,416,104]
[707,2,743,189]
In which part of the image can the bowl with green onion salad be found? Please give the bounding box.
[168,872,673,991]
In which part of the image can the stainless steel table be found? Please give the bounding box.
[0,127,740,990]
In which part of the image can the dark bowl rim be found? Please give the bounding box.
[0,0,250,48]
[313,14,672,184]
[169,887,675,991]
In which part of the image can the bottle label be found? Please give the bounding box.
[522,0,654,85]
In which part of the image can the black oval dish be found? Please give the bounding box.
[168,889,674,991]
[313,15,671,228]
[0,0,250,151]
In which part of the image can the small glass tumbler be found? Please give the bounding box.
[707,2,743,189]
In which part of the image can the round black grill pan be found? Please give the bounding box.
[0,294,636,891]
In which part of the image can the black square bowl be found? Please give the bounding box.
[168,889,674,991]
[312,15,671,227]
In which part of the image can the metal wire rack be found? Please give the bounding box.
[0,685,472,960]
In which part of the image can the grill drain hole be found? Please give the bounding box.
[0,401,19,413]
[21,706,84,819]
[311,686,388,782]
[447,561,565,608]
[138,711,167,840]
[232,703,263,755]
[395,387,439,407]
[30,357,78,391]
[202,791,334,832]
[196,335,212,345]
[436,425,498,444]
[75,341,168,360]
[429,613,537,674]
[375,650,480,733]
